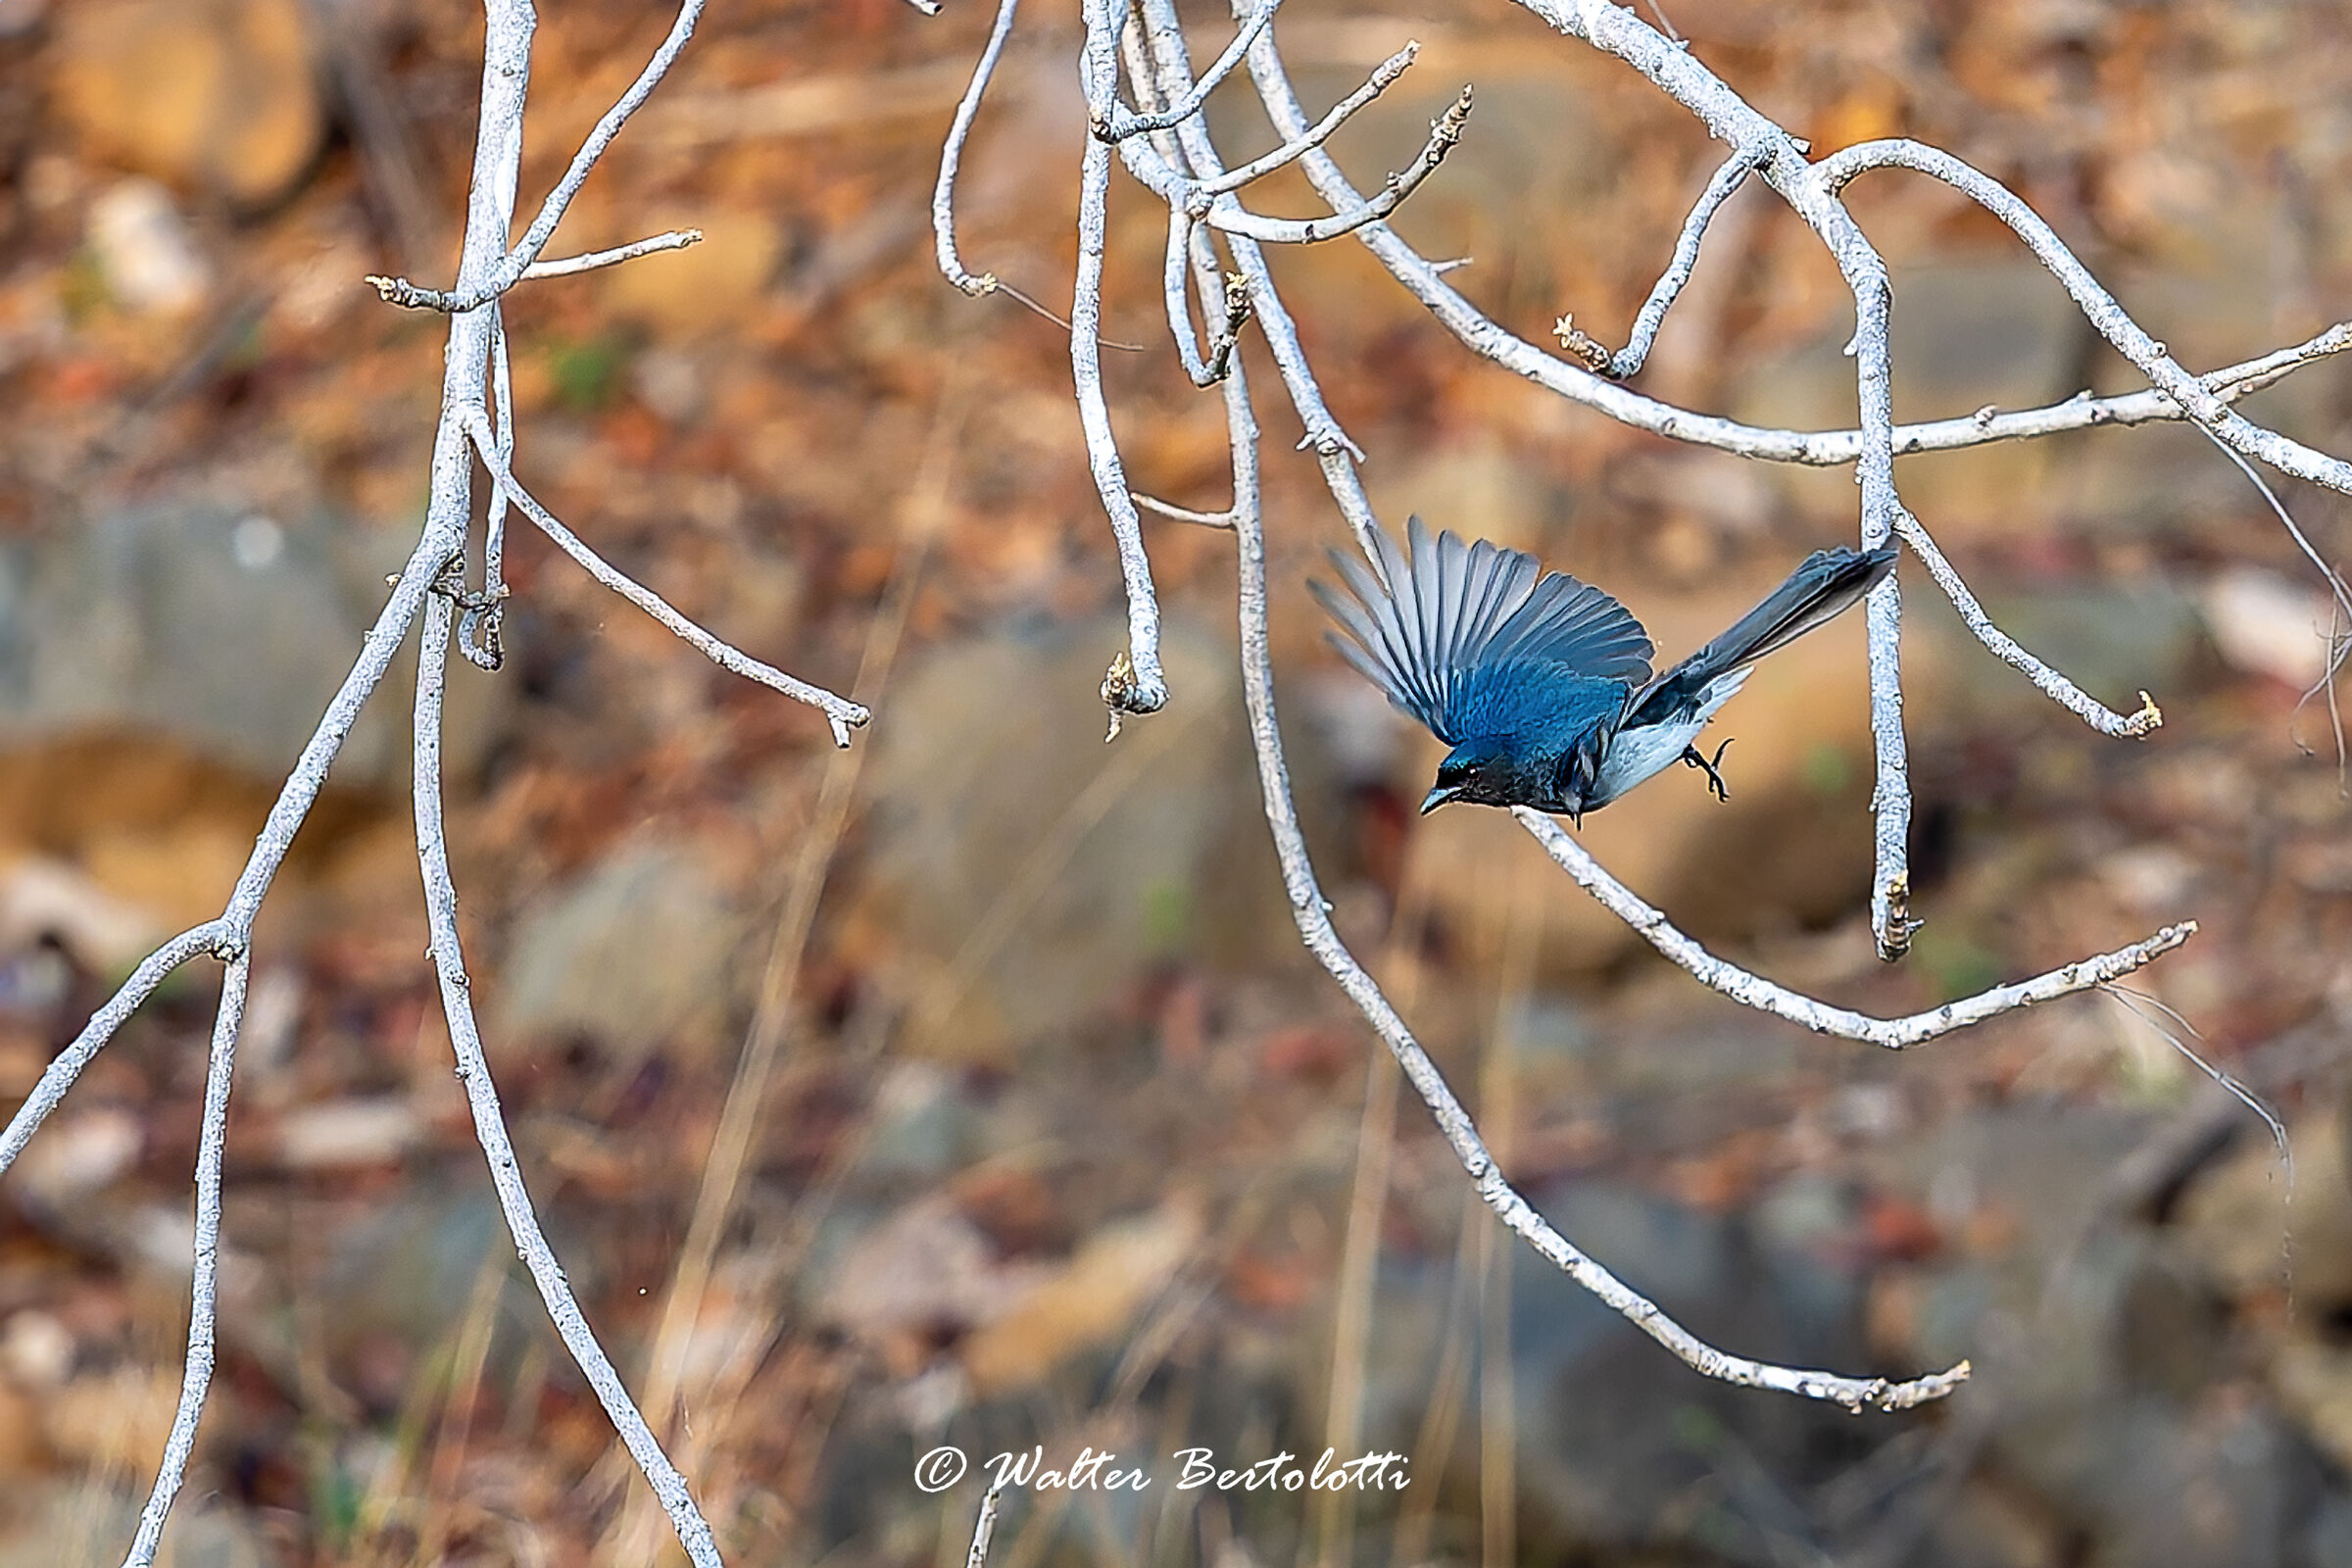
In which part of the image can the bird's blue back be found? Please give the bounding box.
[1452,660,1629,757]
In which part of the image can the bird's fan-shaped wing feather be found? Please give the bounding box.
[1483,570,1655,685]
[1312,518,1650,743]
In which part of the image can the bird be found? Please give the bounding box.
[1312,517,1897,824]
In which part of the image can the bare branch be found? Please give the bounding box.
[1127,0,1376,552]
[1071,136,1171,714]
[1514,811,2193,1045]
[413,597,722,1567]
[122,952,249,1568]
[1163,211,1250,386]
[368,1,710,313]
[1820,139,2352,498]
[1112,84,1474,246]
[932,0,1022,296]
[1891,512,2163,737]
[965,1482,1008,1568]
[1097,0,1282,141]
[1585,147,1764,380]
[0,922,225,1177]
[518,227,704,280]
[1132,490,1235,527]
[1198,42,1418,196]
[466,416,870,745]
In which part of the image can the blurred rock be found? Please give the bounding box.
[855,615,1278,1059]
[1364,1179,1878,1559]
[11,1107,141,1209]
[2200,568,2337,691]
[51,0,323,210]
[85,178,209,316]
[42,1365,176,1474]
[2175,1111,2352,1308]
[0,503,506,789]
[818,1195,1042,1378]
[492,843,749,1066]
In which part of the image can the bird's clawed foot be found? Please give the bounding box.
[1682,736,1734,803]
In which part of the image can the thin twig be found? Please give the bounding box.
[932,0,1022,295]
[1198,43,1418,196]
[1097,0,1282,140]
[518,227,704,280]
[1890,512,2163,738]
[1069,26,1171,715]
[1585,147,1764,380]
[2197,427,2352,775]
[1114,84,1474,246]
[466,415,869,745]
[1131,490,1235,527]
[1819,139,2352,498]
[1515,810,2193,1046]
[0,922,226,1177]
[368,0,710,312]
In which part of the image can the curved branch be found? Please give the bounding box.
[931,0,1022,295]
[1513,811,2192,1046]
[0,922,226,1177]
[1820,139,2352,498]
[1590,147,1765,380]
[1098,0,1282,140]
[413,594,723,1566]
[1891,512,2163,738]
[466,416,870,745]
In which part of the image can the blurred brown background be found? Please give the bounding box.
[4,0,2352,1563]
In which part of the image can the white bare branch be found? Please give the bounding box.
[1890,511,2163,738]
[122,953,249,1568]
[1818,139,2352,499]
[1513,811,2194,1046]
[1197,42,1418,197]
[413,595,722,1566]
[518,226,705,280]
[932,0,1024,296]
[368,0,710,313]
[466,415,870,746]
[1097,0,1282,141]
[1566,147,1765,380]
[6,2,863,1558]
[0,922,225,1176]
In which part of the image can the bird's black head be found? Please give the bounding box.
[1423,724,1613,823]
[1421,740,1509,815]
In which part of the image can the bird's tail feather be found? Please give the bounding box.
[1671,545,1896,687]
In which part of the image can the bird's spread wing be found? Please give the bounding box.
[1312,517,1652,744]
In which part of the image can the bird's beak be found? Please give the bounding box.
[1419,784,1457,815]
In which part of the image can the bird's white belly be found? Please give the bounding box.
[1587,666,1749,808]
[1589,721,1704,807]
